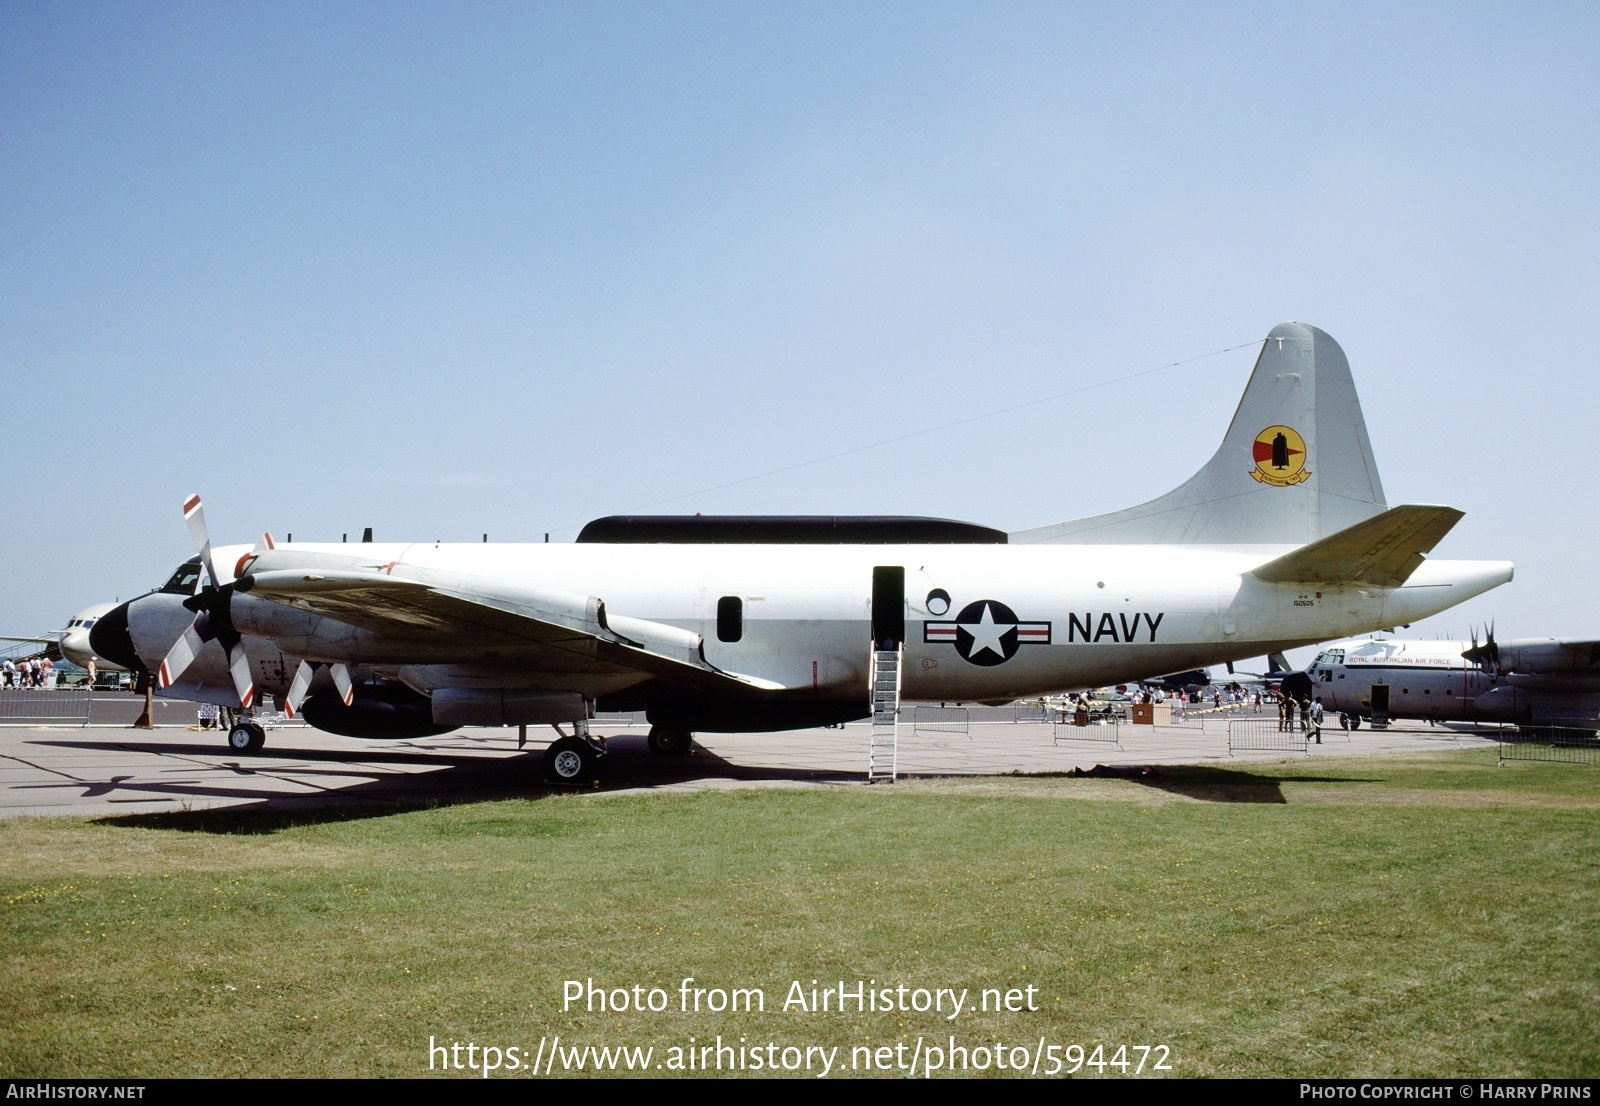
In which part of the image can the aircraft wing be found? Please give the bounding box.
[1462,637,1600,674]
[235,568,785,693]
[1,633,65,662]
[1250,505,1463,589]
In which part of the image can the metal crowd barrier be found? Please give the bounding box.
[1053,706,1123,745]
[0,689,93,726]
[1497,728,1600,767]
[1227,717,1310,754]
[911,705,970,737]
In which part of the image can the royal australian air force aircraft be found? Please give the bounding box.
[1283,634,1600,734]
[91,322,1513,782]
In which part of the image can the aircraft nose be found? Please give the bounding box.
[1279,671,1314,700]
[89,601,145,674]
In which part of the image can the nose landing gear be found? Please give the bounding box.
[220,706,267,754]
[227,721,266,753]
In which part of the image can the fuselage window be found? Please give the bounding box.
[717,596,743,643]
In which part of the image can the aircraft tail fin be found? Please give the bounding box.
[1010,322,1388,546]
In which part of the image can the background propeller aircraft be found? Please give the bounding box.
[92,322,1513,783]
[3,603,127,676]
[1285,630,1600,733]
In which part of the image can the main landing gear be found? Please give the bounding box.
[543,720,607,787]
[646,725,694,757]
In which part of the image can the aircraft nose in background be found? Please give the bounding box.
[88,601,143,674]
[1279,671,1315,700]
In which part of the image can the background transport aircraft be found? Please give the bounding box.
[2,603,126,674]
[1140,654,1292,697]
[1284,634,1600,734]
[91,322,1513,783]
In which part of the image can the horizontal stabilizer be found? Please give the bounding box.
[1250,505,1464,588]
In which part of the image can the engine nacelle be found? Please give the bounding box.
[1470,686,1530,723]
[301,682,458,740]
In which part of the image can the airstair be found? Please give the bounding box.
[868,645,902,782]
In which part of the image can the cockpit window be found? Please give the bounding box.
[1313,648,1346,666]
[159,559,204,595]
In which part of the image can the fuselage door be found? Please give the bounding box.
[1370,682,1391,727]
[872,566,905,650]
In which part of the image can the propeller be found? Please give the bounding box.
[1462,621,1501,675]
[281,659,355,718]
[154,495,257,709]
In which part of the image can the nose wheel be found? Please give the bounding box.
[227,721,266,753]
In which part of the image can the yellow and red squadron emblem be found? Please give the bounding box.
[1250,425,1310,486]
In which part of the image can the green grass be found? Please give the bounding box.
[2,750,1597,1077]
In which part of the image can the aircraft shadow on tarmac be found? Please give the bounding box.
[1061,763,1376,804]
[30,733,858,834]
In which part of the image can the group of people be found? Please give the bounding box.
[1279,694,1324,742]
[2,656,55,688]
[1204,687,1264,711]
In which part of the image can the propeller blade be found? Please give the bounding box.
[226,642,255,709]
[156,622,206,688]
[330,663,354,707]
[283,660,314,718]
[182,494,228,588]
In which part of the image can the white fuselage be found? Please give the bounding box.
[200,540,1512,709]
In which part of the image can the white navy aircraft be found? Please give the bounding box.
[1285,634,1600,734]
[91,322,1513,782]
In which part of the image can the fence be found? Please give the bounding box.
[911,705,970,737]
[1054,715,1121,745]
[1227,717,1310,754]
[0,689,93,726]
[1497,729,1600,767]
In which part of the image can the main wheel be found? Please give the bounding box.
[544,736,602,786]
[647,725,693,757]
[228,722,266,754]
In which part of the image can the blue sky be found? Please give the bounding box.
[3,2,1596,652]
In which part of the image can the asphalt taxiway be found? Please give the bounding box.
[0,704,1505,818]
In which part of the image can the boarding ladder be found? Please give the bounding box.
[867,645,902,782]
